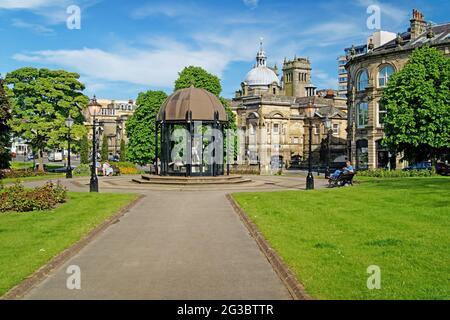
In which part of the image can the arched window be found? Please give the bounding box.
[378,65,395,88]
[357,69,369,91]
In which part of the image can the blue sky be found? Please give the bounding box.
[0,0,448,100]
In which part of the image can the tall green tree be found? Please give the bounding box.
[126,90,168,165]
[382,46,450,163]
[5,68,89,171]
[101,136,109,161]
[0,76,11,170]
[119,139,127,162]
[79,133,89,165]
[175,66,222,96]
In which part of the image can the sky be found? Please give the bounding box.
[0,0,448,100]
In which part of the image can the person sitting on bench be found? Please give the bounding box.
[331,161,354,180]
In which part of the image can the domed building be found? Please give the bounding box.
[231,42,348,174]
[240,42,282,96]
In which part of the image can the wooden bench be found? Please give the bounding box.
[328,172,355,188]
[97,165,121,177]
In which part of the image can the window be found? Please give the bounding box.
[249,124,255,135]
[314,125,320,135]
[357,102,369,128]
[273,124,279,134]
[293,137,299,144]
[332,124,339,135]
[378,65,394,88]
[378,101,387,127]
[357,69,369,91]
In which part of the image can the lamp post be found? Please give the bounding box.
[305,102,316,190]
[65,116,74,179]
[88,96,102,192]
[323,117,332,178]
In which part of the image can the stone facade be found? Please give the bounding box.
[232,44,348,174]
[84,99,136,158]
[346,9,450,169]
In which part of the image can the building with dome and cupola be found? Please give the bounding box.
[231,41,348,174]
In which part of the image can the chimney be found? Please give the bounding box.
[305,83,317,97]
[410,9,427,40]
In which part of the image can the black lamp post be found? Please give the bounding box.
[88,96,102,192]
[324,117,332,178]
[65,116,74,179]
[305,102,316,190]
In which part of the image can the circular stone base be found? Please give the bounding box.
[132,175,252,185]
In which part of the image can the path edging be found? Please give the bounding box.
[1,194,145,300]
[226,194,312,300]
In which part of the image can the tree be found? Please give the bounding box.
[0,76,11,170]
[175,66,222,96]
[120,139,127,162]
[101,136,109,161]
[382,46,450,163]
[126,91,168,165]
[5,68,89,171]
[80,134,89,164]
[174,66,238,160]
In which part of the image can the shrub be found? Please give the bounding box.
[74,163,91,176]
[0,169,47,179]
[0,182,67,213]
[357,169,435,178]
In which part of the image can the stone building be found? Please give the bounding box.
[232,42,348,174]
[346,9,450,170]
[84,98,136,159]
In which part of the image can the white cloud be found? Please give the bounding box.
[357,0,409,26]
[0,0,56,9]
[313,70,338,89]
[243,0,259,9]
[130,3,203,19]
[12,18,54,35]
[13,40,231,88]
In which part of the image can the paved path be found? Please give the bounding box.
[22,175,327,300]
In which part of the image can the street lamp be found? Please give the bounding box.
[65,116,74,179]
[88,96,102,192]
[305,102,316,190]
[323,117,332,178]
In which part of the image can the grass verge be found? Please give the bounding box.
[0,192,138,296]
[232,177,450,300]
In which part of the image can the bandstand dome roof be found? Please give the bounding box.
[157,86,228,122]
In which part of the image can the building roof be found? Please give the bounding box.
[157,87,228,122]
[244,66,280,87]
[348,22,450,64]
[373,23,450,53]
[243,41,280,87]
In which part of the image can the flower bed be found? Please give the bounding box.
[0,169,47,179]
[0,182,67,213]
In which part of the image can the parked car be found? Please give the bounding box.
[108,154,120,162]
[27,153,37,161]
[402,162,432,171]
[48,150,63,162]
[436,162,450,176]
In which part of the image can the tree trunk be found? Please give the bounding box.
[37,149,44,172]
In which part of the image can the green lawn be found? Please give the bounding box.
[233,177,450,300]
[0,192,138,296]
[1,174,66,185]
